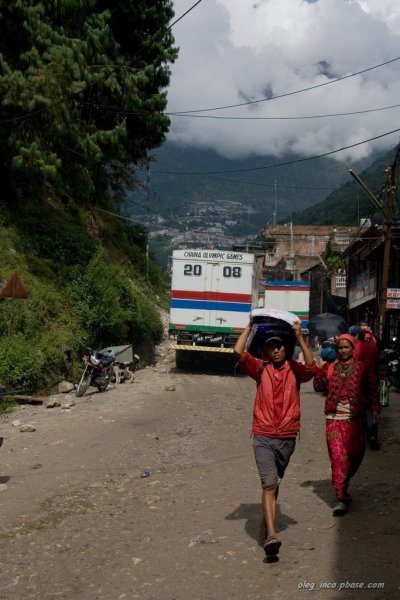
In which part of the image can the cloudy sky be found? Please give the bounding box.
[166,0,400,162]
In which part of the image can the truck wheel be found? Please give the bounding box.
[176,350,191,369]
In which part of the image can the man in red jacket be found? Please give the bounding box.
[234,321,316,556]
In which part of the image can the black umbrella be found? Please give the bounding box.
[308,313,348,340]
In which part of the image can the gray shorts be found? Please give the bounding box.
[252,435,296,489]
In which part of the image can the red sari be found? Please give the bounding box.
[326,417,365,502]
[314,357,379,502]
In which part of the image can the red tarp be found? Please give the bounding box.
[0,272,28,299]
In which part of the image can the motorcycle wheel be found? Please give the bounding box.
[76,370,92,397]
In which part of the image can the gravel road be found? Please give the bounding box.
[1,353,399,600]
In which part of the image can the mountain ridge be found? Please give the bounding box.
[127,141,377,233]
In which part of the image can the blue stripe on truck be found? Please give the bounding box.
[170,299,252,312]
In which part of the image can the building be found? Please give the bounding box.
[344,222,400,342]
[262,224,357,282]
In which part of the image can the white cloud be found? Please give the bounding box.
[166,0,400,161]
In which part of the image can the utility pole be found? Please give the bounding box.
[378,166,396,340]
[272,178,277,225]
[349,166,395,341]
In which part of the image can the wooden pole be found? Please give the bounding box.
[378,167,395,341]
[8,298,15,337]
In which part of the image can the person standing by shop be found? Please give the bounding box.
[313,334,380,516]
[348,325,381,450]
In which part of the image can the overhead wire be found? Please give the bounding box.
[0,68,116,126]
[168,0,204,29]
[169,55,400,114]
[0,0,200,127]
[149,126,400,175]
[1,52,400,126]
[76,100,400,121]
[168,102,400,120]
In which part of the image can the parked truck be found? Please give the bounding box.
[169,249,261,368]
[264,280,310,330]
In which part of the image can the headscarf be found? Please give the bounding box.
[336,333,355,347]
[348,325,365,339]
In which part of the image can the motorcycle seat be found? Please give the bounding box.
[101,355,115,368]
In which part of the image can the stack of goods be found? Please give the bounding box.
[246,308,298,358]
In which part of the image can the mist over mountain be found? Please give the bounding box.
[127,141,375,233]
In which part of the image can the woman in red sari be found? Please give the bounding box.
[314,334,380,515]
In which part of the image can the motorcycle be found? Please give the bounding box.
[382,338,400,391]
[76,348,116,397]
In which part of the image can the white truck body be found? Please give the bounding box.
[264,281,310,329]
[169,249,260,363]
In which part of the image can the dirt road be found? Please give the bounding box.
[1,355,399,600]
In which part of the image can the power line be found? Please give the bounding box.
[77,100,400,122]
[3,54,398,127]
[169,102,400,121]
[0,0,186,129]
[170,55,400,114]
[168,0,204,29]
[0,68,117,126]
[205,175,336,191]
[94,206,148,225]
[150,126,400,175]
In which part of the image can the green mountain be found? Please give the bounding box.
[126,142,374,233]
[293,146,400,225]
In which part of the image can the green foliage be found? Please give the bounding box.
[293,147,399,225]
[0,335,47,392]
[98,215,168,297]
[16,211,98,266]
[0,2,173,393]
[67,251,163,349]
[326,255,345,274]
[0,1,177,207]
[0,330,70,394]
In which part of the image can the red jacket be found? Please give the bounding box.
[239,352,316,438]
[313,358,380,416]
[354,339,380,383]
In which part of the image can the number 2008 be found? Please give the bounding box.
[183,264,241,277]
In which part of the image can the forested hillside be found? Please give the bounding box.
[0,1,177,394]
[127,141,373,230]
[293,145,400,225]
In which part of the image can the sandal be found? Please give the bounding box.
[332,502,348,516]
[263,536,281,556]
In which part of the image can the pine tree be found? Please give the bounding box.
[0,0,177,208]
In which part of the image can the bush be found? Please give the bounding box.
[67,251,163,349]
[0,336,47,393]
[0,280,63,338]
[17,212,97,266]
